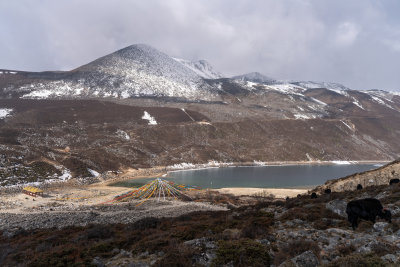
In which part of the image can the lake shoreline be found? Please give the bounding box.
[166,160,388,174]
[105,160,389,190]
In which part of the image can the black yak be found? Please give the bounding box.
[346,198,391,230]
[324,188,331,194]
[311,192,317,199]
[390,178,400,185]
[356,184,363,190]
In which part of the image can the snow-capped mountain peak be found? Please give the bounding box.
[12,44,219,101]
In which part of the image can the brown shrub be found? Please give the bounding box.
[241,216,274,239]
[154,243,196,267]
[280,205,343,224]
[370,242,398,257]
[213,239,271,267]
[322,253,386,267]
[337,244,356,256]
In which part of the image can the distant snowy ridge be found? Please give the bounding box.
[166,161,234,171]
[363,89,400,110]
[4,43,400,106]
[232,72,276,84]
[292,81,351,92]
[173,58,224,79]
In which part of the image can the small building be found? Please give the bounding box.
[22,186,43,197]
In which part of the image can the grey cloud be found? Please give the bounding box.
[0,0,399,91]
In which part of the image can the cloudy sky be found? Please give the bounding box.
[1,0,400,91]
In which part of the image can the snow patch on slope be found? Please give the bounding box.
[59,169,72,180]
[116,130,130,140]
[370,96,395,110]
[351,97,365,110]
[341,120,354,131]
[181,108,195,121]
[294,113,316,120]
[0,70,17,75]
[142,111,157,125]
[310,97,327,106]
[0,108,13,119]
[88,169,100,177]
[21,81,86,99]
[267,83,306,96]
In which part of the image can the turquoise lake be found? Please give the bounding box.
[117,164,383,189]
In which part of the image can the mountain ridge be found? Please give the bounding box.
[1,43,399,103]
[232,72,276,84]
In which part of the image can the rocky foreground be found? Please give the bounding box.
[0,182,399,266]
[0,200,226,233]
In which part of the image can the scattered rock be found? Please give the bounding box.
[375,191,389,199]
[291,250,319,267]
[279,260,297,267]
[360,192,373,199]
[184,237,216,249]
[2,230,15,238]
[356,240,386,254]
[0,245,14,266]
[119,249,132,258]
[326,228,352,237]
[293,219,304,225]
[387,205,400,216]
[381,254,398,263]
[285,221,295,227]
[184,237,216,266]
[382,235,398,243]
[395,229,400,237]
[92,256,105,267]
[326,199,347,217]
[127,262,149,267]
[373,222,389,233]
[111,248,120,254]
[257,239,271,246]
[192,251,216,266]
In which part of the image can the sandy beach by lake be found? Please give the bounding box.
[216,187,309,198]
